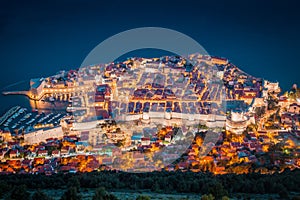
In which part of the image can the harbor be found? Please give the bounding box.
[0,106,67,136]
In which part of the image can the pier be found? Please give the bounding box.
[2,90,30,96]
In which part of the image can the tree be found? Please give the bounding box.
[151,182,160,192]
[208,182,228,200]
[92,187,118,200]
[136,195,151,200]
[201,194,215,200]
[93,187,106,200]
[60,187,82,200]
[0,180,11,198]
[31,189,53,200]
[116,139,126,147]
[67,177,81,191]
[277,185,289,199]
[256,181,265,194]
[8,185,30,200]
[221,196,230,200]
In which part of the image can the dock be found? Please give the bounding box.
[2,90,30,96]
[0,106,20,125]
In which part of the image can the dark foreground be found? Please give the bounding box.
[1,169,300,200]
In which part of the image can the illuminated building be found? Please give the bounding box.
[226,111,250,134]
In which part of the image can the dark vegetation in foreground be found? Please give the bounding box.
[0,169,300,200]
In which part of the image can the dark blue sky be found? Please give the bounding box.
[0,0,299,113]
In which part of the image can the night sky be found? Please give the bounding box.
[0,0,299,114]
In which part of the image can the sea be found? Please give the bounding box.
[0,80,32,116]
